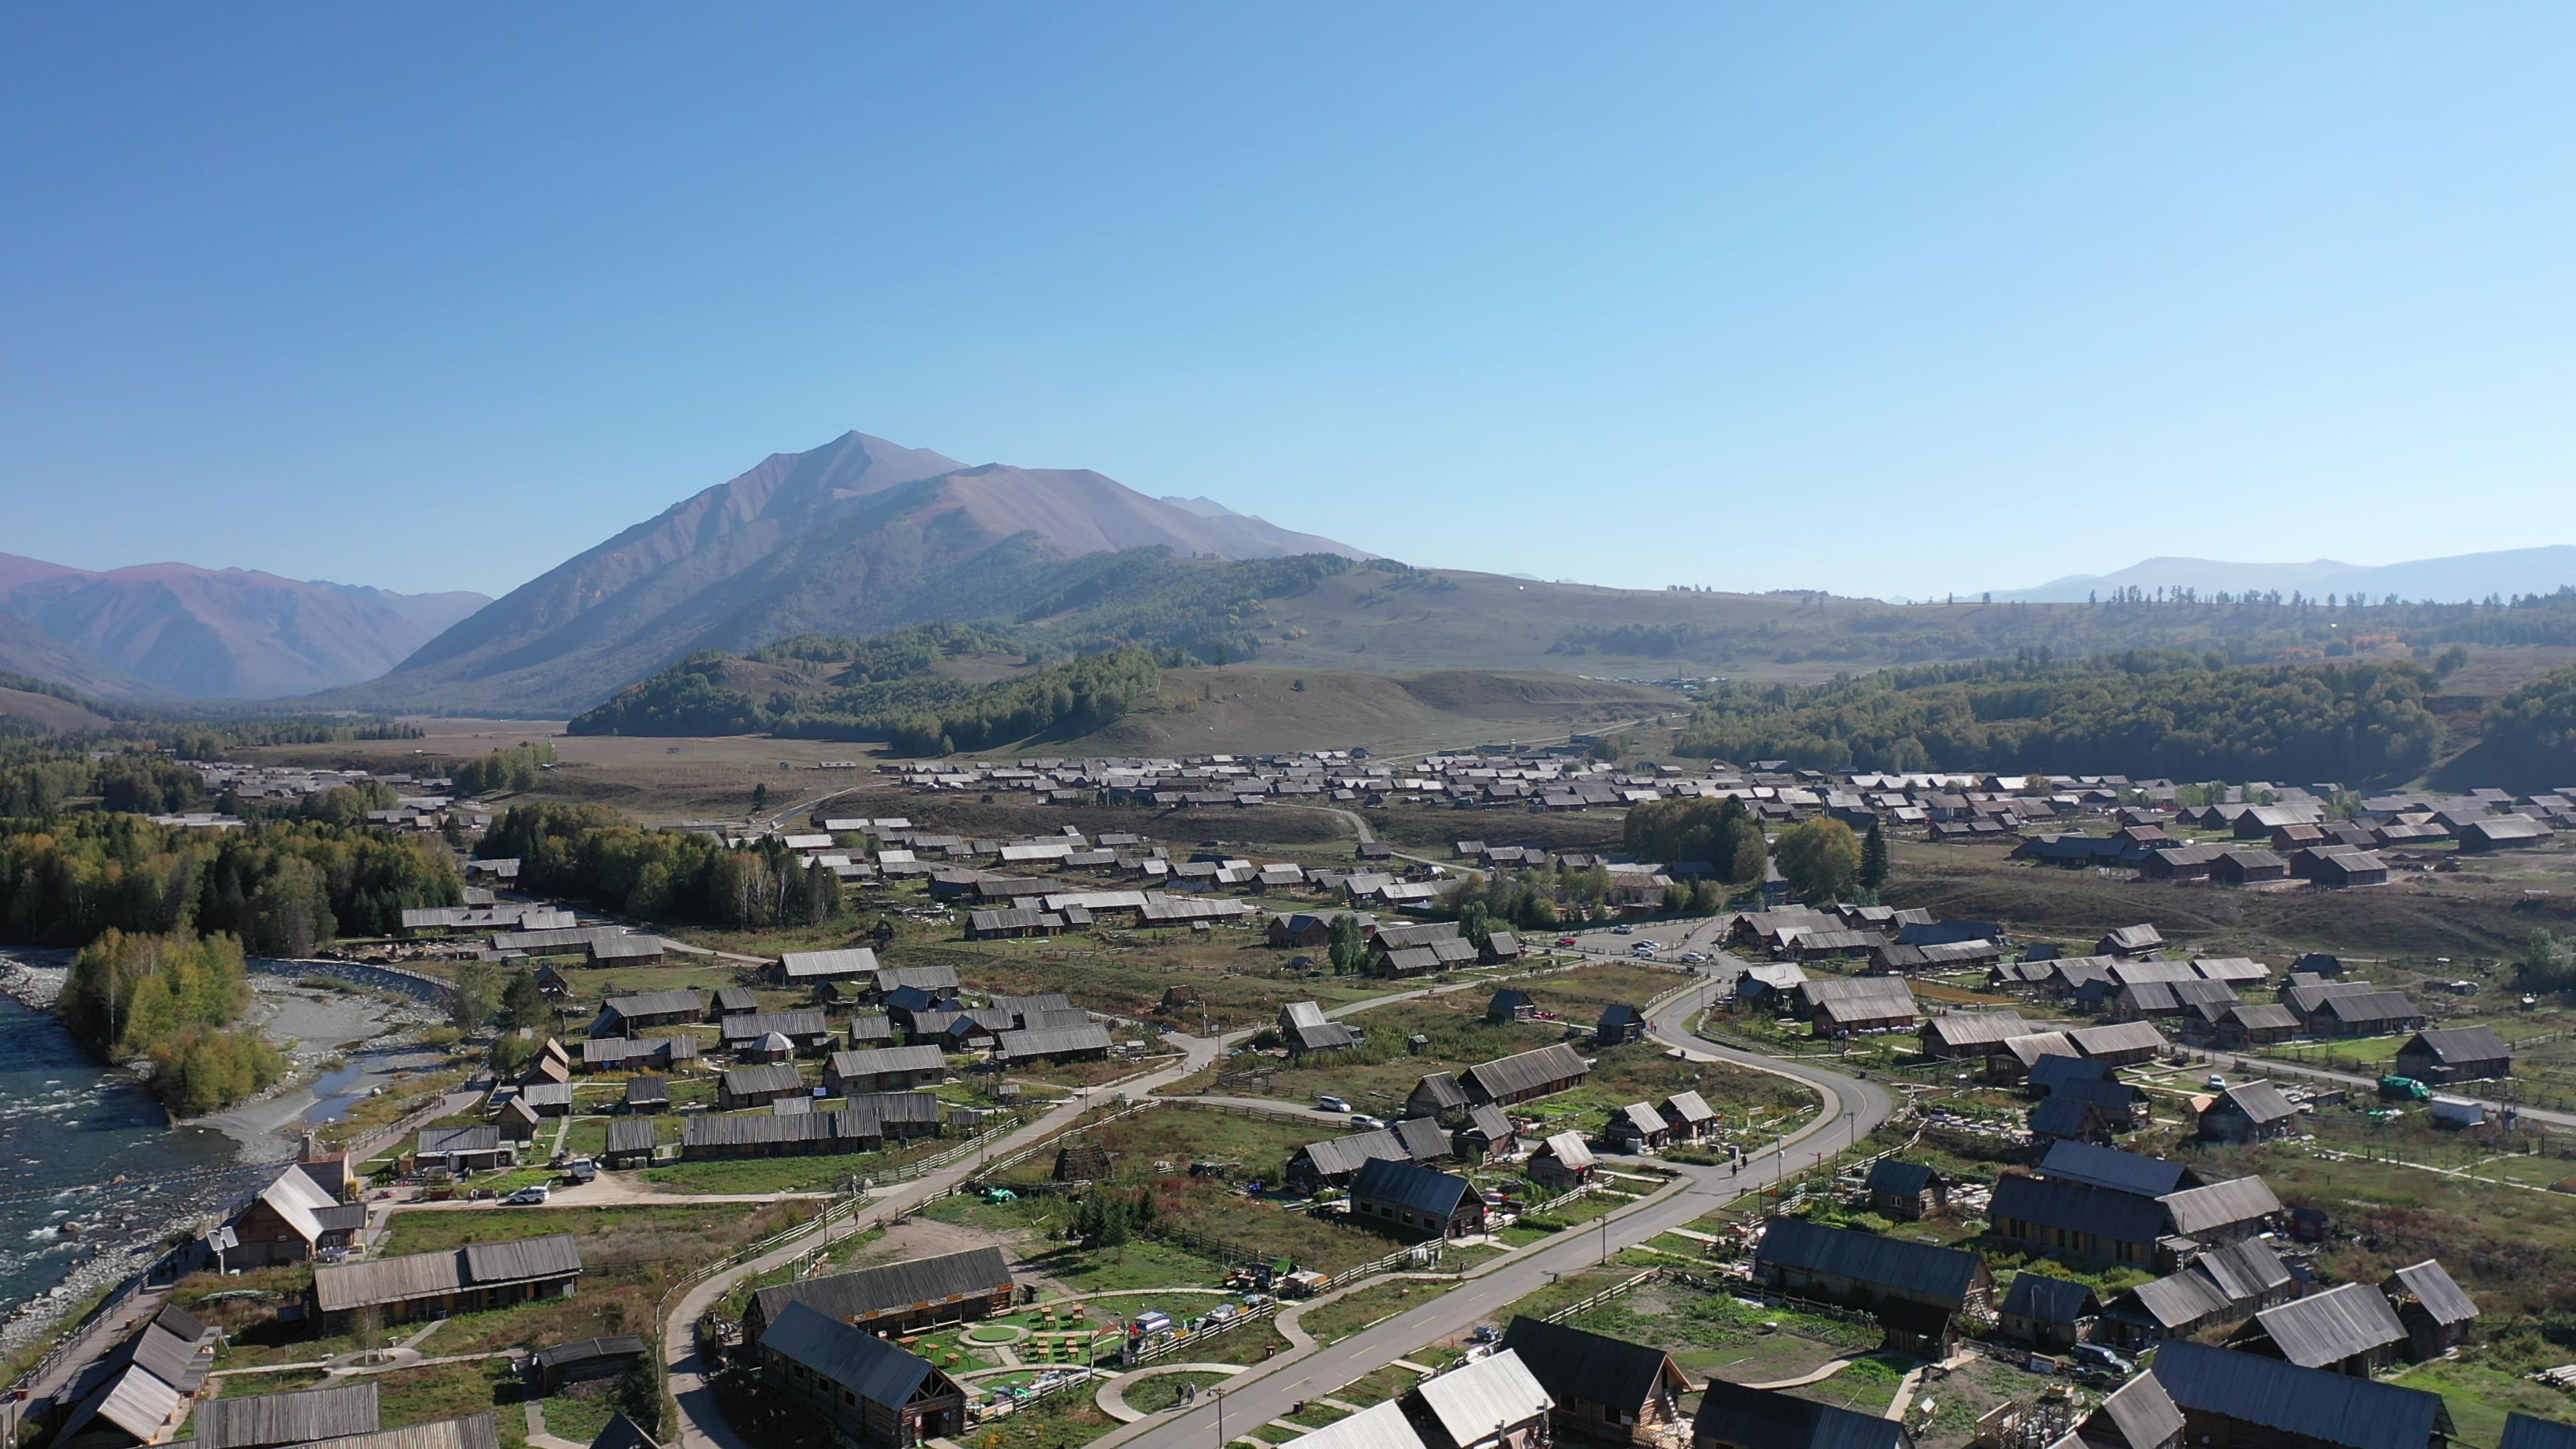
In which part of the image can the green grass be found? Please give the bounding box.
[637,1152,881,1194]
[1124,1371,1230,1413]
[378,1202,810,1256]
[1297,1279,1458,1344]
[370,1358,532,1449]
[2386,1358,2576,1449]
[541,1393,623,1445]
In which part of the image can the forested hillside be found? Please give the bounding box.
[571,634,1164,754]
[1672,652,2443,784]
[2469,665,2576,790]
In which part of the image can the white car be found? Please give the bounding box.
[1682,951,1709,964]
[1317,1095,1352,1113]
[1350,1114,1385,1130]
[502,1185,550,1206]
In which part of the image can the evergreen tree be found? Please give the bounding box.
[499,969,549,1030]
[1858,820,1890,892]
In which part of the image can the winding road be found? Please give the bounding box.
[1097,968,1891,1449]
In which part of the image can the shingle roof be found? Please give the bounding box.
[1754,1217,1982,1303]
[758,1302,936,1408]
[2000,1272,2098,1325]
[2255,1283,2408,1369]
[1351,1157,1475,1218]
[721,1063,806,1097]
[777,948,880,979]
[1990,1173,2167,1247]
[312,1234,580,1313]
[1461,1042,1590,1100]
[2036,1141,2184,1197]
[1299,1119,1450,1179]
[2212,1081,2300,1126]
[2088,1374,2184,1449]
[2159,1176,2282,1236]
[196,1383,381,1449]
[2151,1342,2450,1449]
[2500,1416,2576,1449]
[1865,1160,1937,1198]
[1497,1319,1675,1415]
[1690,1379,1909,1449]
[2404,1025,2510,1065]
[2384,1260,2479,1328]
[751,1247,1013,1332]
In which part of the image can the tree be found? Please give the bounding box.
[750,782,771,814]
[245,856,336,958]
[1858,820,1890,892]
[1772,819,1862,902]
[614,1354,669,1438]
[1459,902,1493,951]
[1730,830,1769,888]
[1328,914,1368,975]
[499,969,549,1031]
[802,859,842,926]
[2518,929,2576,995]
[449,960,498,1031]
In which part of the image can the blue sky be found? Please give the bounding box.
[3,5,2571,602]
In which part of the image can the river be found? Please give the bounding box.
[0,994,251,1341]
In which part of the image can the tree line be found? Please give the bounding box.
[479,803,847,930]
[1672,653,2441,783]
[0,814,463,952]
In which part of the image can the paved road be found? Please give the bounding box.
[659,1032,1236,1449]
[1099,970,1892,1449]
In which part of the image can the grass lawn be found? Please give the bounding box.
[378,1202,813,1258]
[1784,1354,1905,1416]
[1297,1279,1460,1345]
[2387,1357,2576,1448]
[1124,1372,1229,1413]
[539,1392,625,1445]
[1328,1364,1426,1409]
[994,1105,1326,1186]
[370,1357,533,1449]
[959,1393,1122,1449]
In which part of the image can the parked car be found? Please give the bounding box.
[502,1185,550,1206]
[1555,936,1580,947]
[566,1159,597,1184]
[1682,951,1709,964]
[1350,1114,1385,1130]
[1317,1095,1353,1113]
[2069,1343,2133,1375]
[1613,924,1633,935]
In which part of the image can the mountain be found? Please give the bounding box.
[1993,546,2576,604]
[0,553,490,699]
[0,606,164,701]
[357,431,1369,714]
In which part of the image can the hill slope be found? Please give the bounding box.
[0,553,488,698]
[357,431,1368,714]
[0,606,165,700]
[1994,546,2576,604]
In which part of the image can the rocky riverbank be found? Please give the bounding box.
[0,953,450,1358]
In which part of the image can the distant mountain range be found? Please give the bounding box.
[0,553,488,699]
[343,431,1370,714]
[1993,546,2576,604]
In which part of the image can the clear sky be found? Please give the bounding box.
[3,5,2571,602]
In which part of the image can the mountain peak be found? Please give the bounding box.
[366,430,1367,712]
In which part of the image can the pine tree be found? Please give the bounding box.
[1860,820,1890,892]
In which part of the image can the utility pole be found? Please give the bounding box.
[1214,1387,1226,1448]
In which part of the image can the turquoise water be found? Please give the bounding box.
[0,995,248,1326]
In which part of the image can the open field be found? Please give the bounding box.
[1071,666,1683,759]
[1888,837,2576,959]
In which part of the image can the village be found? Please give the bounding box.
[25,729,2576,1449]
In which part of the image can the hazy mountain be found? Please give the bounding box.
[0,606,164,700]
[357,431,1369,714]
[1994,546,2576,604]
[0,553,489,698]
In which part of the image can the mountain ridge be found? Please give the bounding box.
[1992,545,2576,604]
[0,553,489,699]
[356,431,1369,714]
